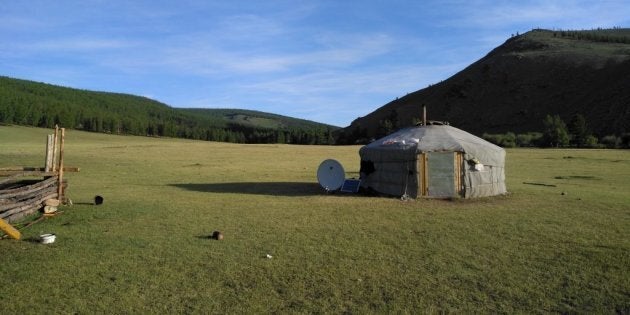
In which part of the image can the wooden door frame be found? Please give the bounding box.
[417,151,464,198]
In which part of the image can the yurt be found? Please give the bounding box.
[359,122,506,199]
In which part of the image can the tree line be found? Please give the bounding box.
[555,29,630,44]
[482,114,630,149]
[0,76,337,145]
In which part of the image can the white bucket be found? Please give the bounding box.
[40,233,56,244]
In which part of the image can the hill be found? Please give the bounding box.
[0,76,338,144]
[337,28,630,144]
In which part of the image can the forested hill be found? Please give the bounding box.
[0,76,338,144]
[337,28,630,144]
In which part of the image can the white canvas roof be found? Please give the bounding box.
[360,124,505,166]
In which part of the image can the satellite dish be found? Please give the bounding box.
[317,159,345,192]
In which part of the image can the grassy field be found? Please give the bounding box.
[1,125,629,313]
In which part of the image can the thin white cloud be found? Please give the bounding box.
[130,31,396,76]
[244,63,463,98]
[21,37,134,52]
[0,16,46,30]
[217,14,287,40]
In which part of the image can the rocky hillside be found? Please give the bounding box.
[337,29,630,143]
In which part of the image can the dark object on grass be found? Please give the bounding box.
[212,231,224,240]
[94,195,104,205]
[522,182,557,187]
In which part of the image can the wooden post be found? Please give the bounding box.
[423,153,429,196]
[418,153,428,197]
[53,125,59,172]
[45,134,54,172]
[57,128,65,201]
[455,153,463,196]
[422,104,427,126]
[0,217,21,240]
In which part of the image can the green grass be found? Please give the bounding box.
[1,125,629,313]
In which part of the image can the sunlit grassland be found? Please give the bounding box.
[1,125,629,313]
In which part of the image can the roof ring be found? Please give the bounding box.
[416,120,449,126]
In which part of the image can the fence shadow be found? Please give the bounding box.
[170,182,322,197]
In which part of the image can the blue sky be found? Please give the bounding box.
[2,1,629,127]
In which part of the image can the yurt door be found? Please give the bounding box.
[421,152,463,198]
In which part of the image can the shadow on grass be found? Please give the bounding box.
[170,182,323,197]
[21,236,44,244]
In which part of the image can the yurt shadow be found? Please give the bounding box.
[170,182,322,197]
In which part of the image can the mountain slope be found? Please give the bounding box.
[337,29,630,143]
[0,76,338,144]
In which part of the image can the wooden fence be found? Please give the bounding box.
[0,126,79,225]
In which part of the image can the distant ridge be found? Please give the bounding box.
[0,76,338,144]
[337,28,630,144]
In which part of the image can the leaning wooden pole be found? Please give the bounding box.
[0,217,21,240]
[57,128,65,201]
